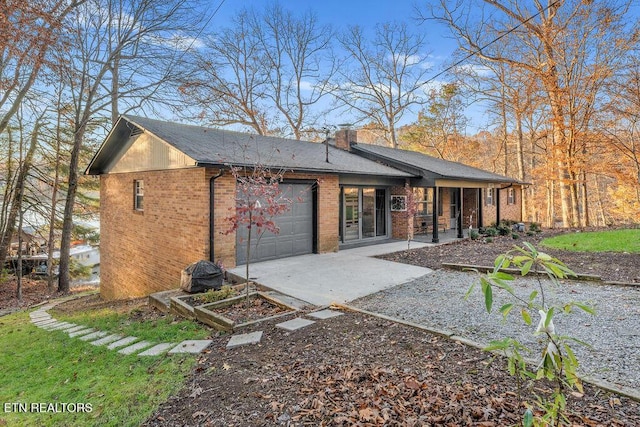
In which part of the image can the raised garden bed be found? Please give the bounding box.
[169,285,298,331]
[194,292,297,331]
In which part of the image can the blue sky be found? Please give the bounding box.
[201,0,464,131]
[208,0,458,82]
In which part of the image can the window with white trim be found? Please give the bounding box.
[485,188,494,206]
[507,188,515,205]
[134,180,144,211]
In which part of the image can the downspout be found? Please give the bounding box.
[209,169,224,262]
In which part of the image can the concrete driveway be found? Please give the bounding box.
[229,241,433,306]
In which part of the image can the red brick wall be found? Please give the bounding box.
[481,186,523,226]
[390,186,409,239]
[101,168,340,299]
[100,168,210,300]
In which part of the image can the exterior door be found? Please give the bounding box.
[450,188,459,229]
[341,187,387,242]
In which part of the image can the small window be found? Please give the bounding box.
[485,188,494,206]
[134,180,144,211]
[507,188,515,205]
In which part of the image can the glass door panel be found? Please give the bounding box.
[344,188,359,241]
[362,188,375,238]
[375,189,386,236]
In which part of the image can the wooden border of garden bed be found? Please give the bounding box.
[193,291,298,331]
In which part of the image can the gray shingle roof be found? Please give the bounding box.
[86,116,412,177]
[352,143,521,184]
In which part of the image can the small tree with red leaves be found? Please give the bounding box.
[225,164,293,301]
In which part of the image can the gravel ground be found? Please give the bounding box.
[351,270,640,392]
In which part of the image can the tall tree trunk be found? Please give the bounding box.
[57,121,87,293]
[47,106,64,292]
[581,170,589,227]
[0,121,42,263]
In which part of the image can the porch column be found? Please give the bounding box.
[477,188,483,228]
[432,186,439,243]
[496,186,501,224]
[457,187,464,238]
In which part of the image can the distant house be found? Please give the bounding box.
[86,116,523,299]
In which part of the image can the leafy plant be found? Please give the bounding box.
[529,222,542,233]
[193,285,236,304]
[69,257,91,280]
[485,237,494,243]
[469,229,480,240]
[497,222,512,236]
[485,227,498,237]
[467,242,595,425]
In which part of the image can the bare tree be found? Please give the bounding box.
[0,109,46,267]
[0,0,86,135]
[401,83,468,160]
[332,22,430,148]
[56,0,206,293]
[425,0,639,227]
[181,3,334,139]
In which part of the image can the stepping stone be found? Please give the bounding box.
[33,319,58,327]
[41,321,66,330]
[107,336,139,350]
[49,322,76,331]
[79,331,109,342]
[68,328,95,338]
[30,313,51,321]
[226,331,263,349]
[90,334,123,346]
[138,343,176,356]
[307,309,344,320]
[168,340,211,354]
[65,325,87,334]
[118,341,153,355]
[276,317,315,331]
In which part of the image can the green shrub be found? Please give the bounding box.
[529,222,542,233]
[470,229,480,240]
[511,233,519,239]
[485,227,498,237]
[485,237,494,243]
[194,285,236,304]
[497,221,512,236]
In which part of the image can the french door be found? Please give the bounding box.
[342,187,387,242]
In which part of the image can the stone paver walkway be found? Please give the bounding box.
[28,299,346,357]
[29,303,212,358]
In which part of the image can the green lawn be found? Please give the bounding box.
[0,306,207,426]
[541,229,640,253]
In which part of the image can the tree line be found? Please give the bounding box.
[1,0,639,296]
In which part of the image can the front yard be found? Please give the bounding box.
[1,228,640,425]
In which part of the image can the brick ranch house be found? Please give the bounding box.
[86,116,523,299]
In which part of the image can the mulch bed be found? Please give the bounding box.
[208,296,289,324]
[384,229,640,283]
[144,311,640,426]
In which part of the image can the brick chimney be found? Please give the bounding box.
[334,128,357,151]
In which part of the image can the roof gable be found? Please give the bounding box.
[109,131,196,173]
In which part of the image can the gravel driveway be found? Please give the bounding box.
[351,270,640,393]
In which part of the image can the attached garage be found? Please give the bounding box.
[236,182,316,265]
